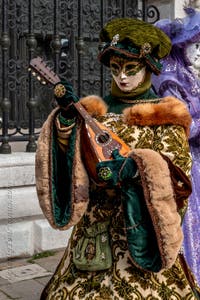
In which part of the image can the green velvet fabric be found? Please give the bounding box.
[98,18,171,74]
[104,89,158,114]
[96,149,137,186]
[54,80,79,108]
[121,181,162,272]
[110,71,152,100]
[51,123,77,227]
[95,96,163,271]
[96,149,162,271]
[99,18,171,60]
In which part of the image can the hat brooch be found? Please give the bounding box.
[110,34,120,46]
[140,42,152,57]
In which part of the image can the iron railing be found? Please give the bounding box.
[0,0,160,153]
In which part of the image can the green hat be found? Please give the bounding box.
[98,18,172,75]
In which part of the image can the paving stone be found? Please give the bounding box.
[0,276,9,286]
[0,264,52,283]
[35,275,52,286]
[0,258,29,271]
[0,290,13,300]
[34,250,64,273]
[0,250,64,300]
[0,279,43,299]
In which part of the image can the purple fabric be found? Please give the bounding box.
[152,8,200,285]
[155,7,200,45]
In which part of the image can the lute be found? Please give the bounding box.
[29,57,130,184]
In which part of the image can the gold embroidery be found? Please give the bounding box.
[41,111,195,300]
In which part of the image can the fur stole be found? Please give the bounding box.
[80,95,108,117]
[80,95,192,137]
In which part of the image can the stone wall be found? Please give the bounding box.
[0,152,72,260]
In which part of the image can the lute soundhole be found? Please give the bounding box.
[96,131,111,145]
[96,131,122,158]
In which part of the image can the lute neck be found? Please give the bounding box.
[73,101,104,136]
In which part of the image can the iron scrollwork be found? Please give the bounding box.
[146,5,160,24]
[0,0,160,152]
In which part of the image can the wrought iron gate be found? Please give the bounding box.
[0,0,159,153]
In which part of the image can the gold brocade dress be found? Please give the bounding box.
[37,96,200,300]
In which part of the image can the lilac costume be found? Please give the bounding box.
[152,7,200,285]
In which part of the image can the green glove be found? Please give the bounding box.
[96,149,138,186]
[54,80,79,120]
[54,80,79,108]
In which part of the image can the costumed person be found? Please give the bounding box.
[36,18,200,299]
[152,7,200,286]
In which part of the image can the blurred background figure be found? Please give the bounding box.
[152,6,200,286]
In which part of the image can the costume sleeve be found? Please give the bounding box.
[158,80,188,100]
[35,108,89,231]
[122,124,192,273]
[54,115,76,152]
[156,80,200,142]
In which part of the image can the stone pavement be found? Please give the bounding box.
[0,249,64,300]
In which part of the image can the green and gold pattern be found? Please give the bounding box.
[41,112,198,300]
[42,202,198,299]
[97,113,192,176]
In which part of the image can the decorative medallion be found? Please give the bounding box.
[54,83,66,98]
[98,166,113,181]
[110,34,120,46]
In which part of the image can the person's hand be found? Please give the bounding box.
[54,80,79,119]
[96,149,138,186]
[54,80,79,108]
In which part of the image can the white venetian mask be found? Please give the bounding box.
[185,42,200,69]
[110,57,146,92]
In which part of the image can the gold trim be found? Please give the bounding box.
[118,98,161,104]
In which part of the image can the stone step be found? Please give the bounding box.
[0,153,35,188]
[0,152,71,260]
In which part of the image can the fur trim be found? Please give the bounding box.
[35,108,89,230]
[122,96,192,137]
[80,95,108,117]
[129,149,183,270]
